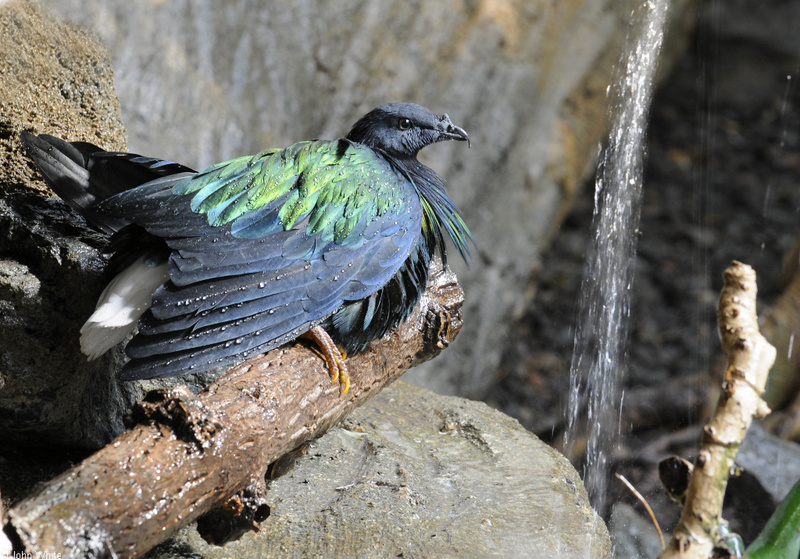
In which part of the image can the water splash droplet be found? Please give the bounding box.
[565,0,671,512]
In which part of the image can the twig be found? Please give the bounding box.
[659,261,776,558]
[3,258,464,558]
[616,473,665,551]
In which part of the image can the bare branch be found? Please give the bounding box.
[660,261,776,558]
[4,259,464,558]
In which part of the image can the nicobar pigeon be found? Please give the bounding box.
[21,102,473,393]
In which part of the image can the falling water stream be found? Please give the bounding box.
[565,0,672,512]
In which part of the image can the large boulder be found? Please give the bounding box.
[35,0,696,397]
[0,0,222,447]
[0,0,129,447]
[147,382,612,558]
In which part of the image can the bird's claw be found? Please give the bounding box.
[304,326,350,394]
[329,349,350,395]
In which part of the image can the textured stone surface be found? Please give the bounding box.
[738,422,800,504]
[0,0,216,447]
[609,502,663,559]
[146,382,611,559]
[35,0,696,397]
[0,192,221,447]
[0,0,126,193]
[0,0,125,447]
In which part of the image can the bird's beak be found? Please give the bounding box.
[438,114,470,147]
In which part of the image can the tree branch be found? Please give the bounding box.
[660,261,776,558]
[4,258,464,558]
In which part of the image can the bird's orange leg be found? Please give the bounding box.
[302,326,350,394]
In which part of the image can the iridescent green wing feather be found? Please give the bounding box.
[172,140,409,246]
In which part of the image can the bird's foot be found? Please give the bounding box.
[303,326,350,394]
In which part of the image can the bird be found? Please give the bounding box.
[21,102,473,393]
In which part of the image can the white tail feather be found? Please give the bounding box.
[80,255,169,360]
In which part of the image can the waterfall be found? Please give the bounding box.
[565,0,672,512]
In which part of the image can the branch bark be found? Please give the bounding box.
[4,258,464,558]
[660,261,776,558]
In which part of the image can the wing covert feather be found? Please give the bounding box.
[100,139,423,378]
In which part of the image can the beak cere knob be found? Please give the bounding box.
[440,113,470,147]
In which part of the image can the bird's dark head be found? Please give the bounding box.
[346,102,469,159]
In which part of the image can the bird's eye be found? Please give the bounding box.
[398,118,412,131]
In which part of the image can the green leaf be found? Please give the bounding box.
[746,477,800,559]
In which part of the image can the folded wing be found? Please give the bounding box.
[97,140,423,379]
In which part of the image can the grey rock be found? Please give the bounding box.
[35,0,697,398]
[0,192,221,447]
[0,0,221,447]
[0,0,127,447]
[715,0,800,62]
[0,193,116,447]
[738,422,800,504]
[609,503,664,559]
[147,382,611,559]
[706,0,800,112]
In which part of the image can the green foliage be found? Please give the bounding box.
[746,477,800,559]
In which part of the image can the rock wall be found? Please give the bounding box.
[0,0,695,446]
[0,0,131,447]
[34,0,696,396]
